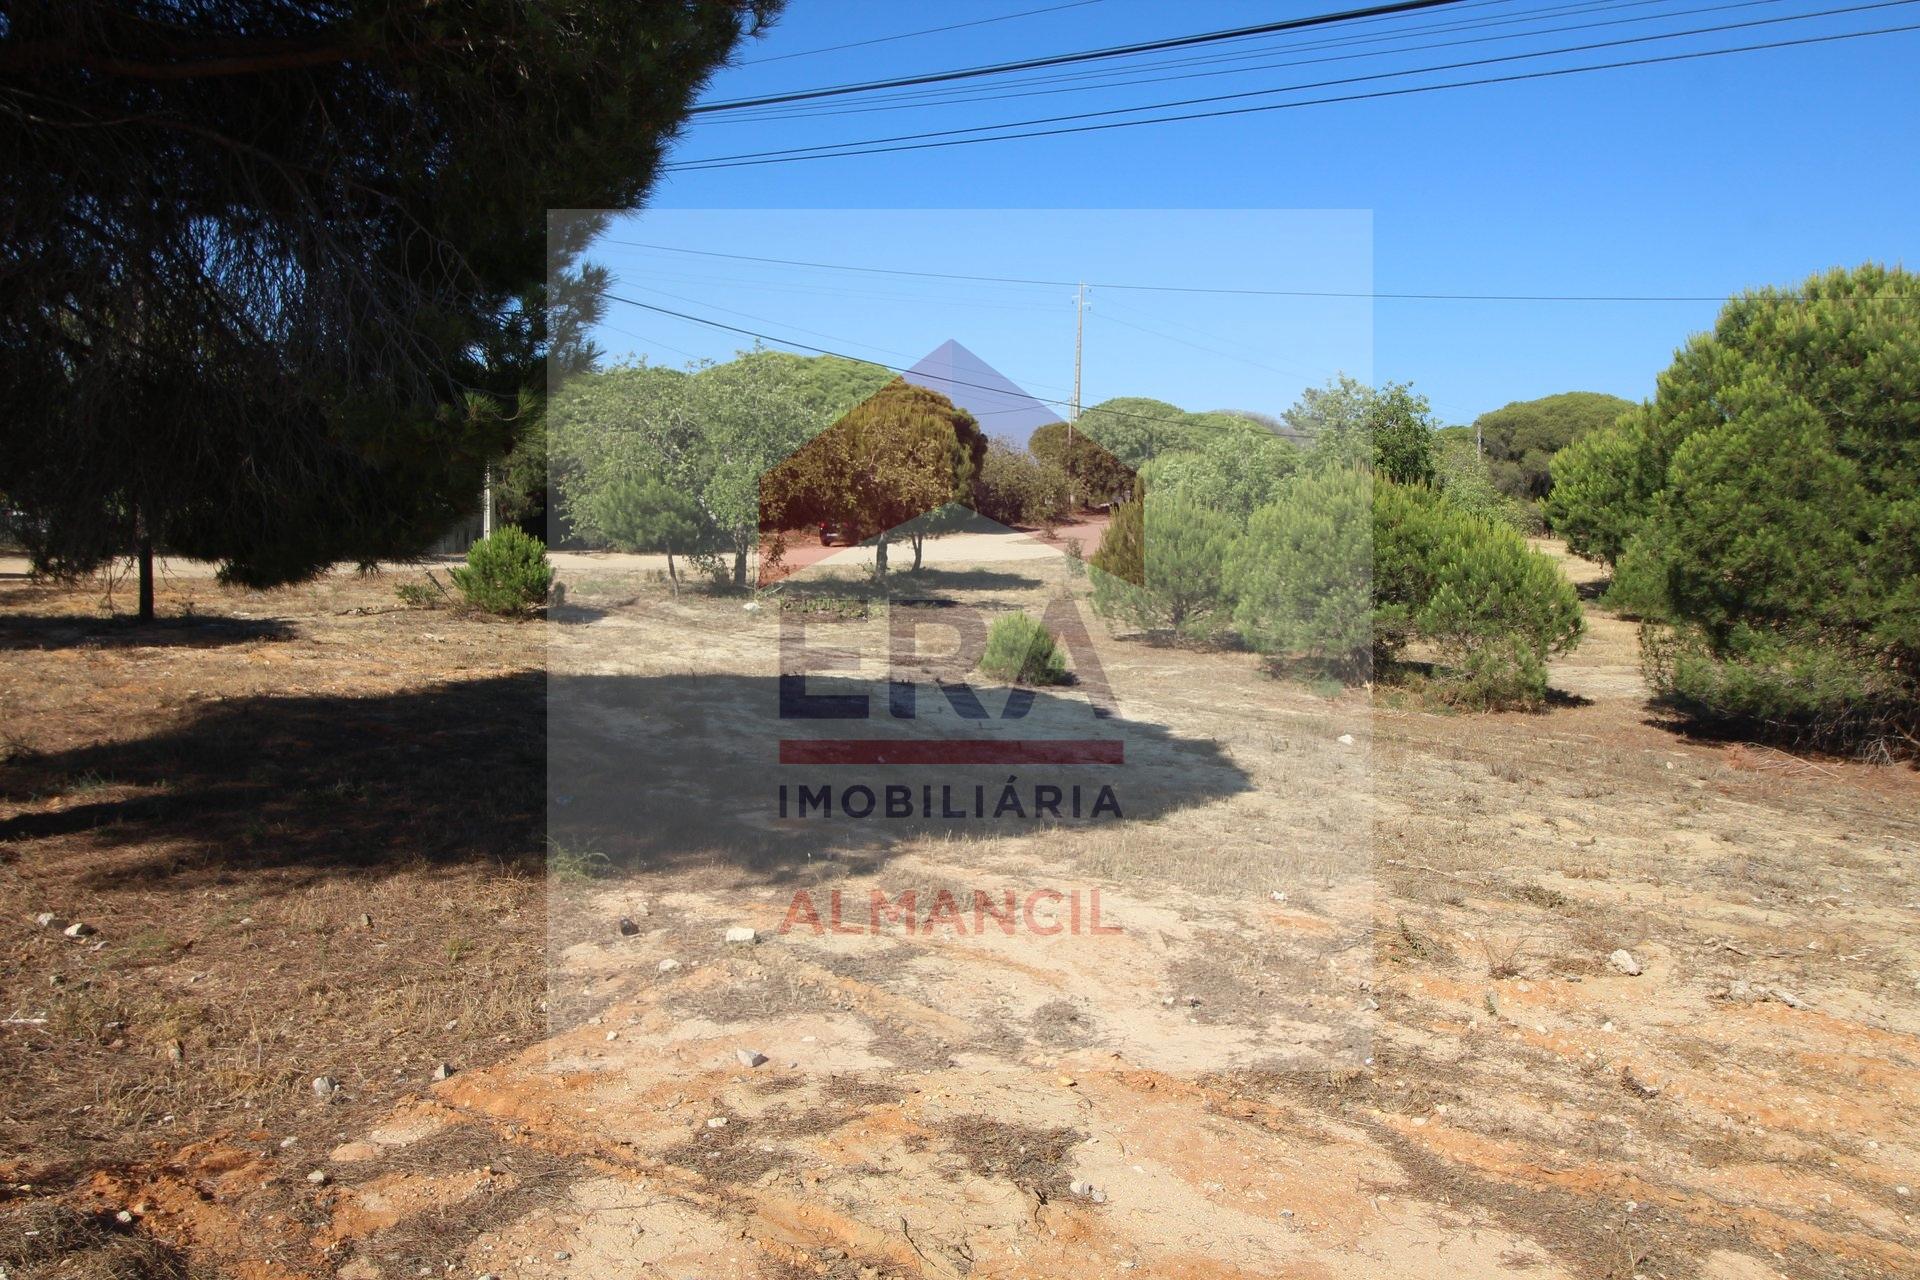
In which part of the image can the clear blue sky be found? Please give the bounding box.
[587,0,1919,425]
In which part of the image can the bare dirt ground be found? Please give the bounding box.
[3,544,1917,1280]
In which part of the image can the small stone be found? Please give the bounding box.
[35,912,58,928]
[617,917,640,937]
[63,922,96,939]
[725,926,758,945]
[657,958,681,973]
[1769,987,1809,1009]
[279,1136,298,1149]
[1725,979,1762,1003]
[1183,994,1202,1007]
[358,913,374,930]
[306,1169,329,1186]
[312,1075,337,1099]
[1070,1179,1092,1196]
[553,1251,571,1261]
[1337,733,1355,746]
[431,1062,455,1082]
[736,1048,767,1068]
[706,1116,728,1129]
[1090,1189,1107,1203]
[605,1030,618,1042]
[1896,1185,1910,1197]
[166,1039,184,1064]
[1608,949,1642,976]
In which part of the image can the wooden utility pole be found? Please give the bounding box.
[1068,281,1085,508]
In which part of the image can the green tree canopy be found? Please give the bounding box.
[1069,398,1196,469]
[1142,419,1300,519]
[550,352,832,587]
[1548,263,1920,749]
[1470,391,1634,500]
[762,378,986,578]
[1,1,774,616]
[1285,376,1438,484]
[585,476,713,590]
[1029,422,1136,507]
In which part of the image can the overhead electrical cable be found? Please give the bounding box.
[669,1,1920,168]
[690,0,1478,113]
[711,0,1723,124]
[738,0,1106,65]
[600,238,1807,304]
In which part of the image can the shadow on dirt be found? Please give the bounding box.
[0,613,294,651]
[0,671,1253,888]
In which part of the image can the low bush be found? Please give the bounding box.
[978,611,1068,685]
[1234,476,1581,706]
[1643,623,1913,755]
[448,527,553,616]
[1418,529,1583,707]
[1226,466,1372,673]
[972,444,1069,531]
[1089,489,1237,638]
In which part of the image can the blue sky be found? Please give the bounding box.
[587,0,1919,425]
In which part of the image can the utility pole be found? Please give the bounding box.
[480,465,494,542]
[1068,281,1085,508]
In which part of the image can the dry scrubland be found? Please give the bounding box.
[3,546,1919,1280]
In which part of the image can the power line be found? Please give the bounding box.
[600,291,1222,435]
[601,236,1740,304]
[671,2,1920,168]
[737,0,1105,65]
[711,0,1722,123]
[607,279,1079,396]
[691,0,1476,113]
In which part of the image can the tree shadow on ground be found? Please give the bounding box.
[1,671,1254,891]
[769,566,1050,601]
[0,613,294,651]
[0,673,545,888]
[548,672,1253,882]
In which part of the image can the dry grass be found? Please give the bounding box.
[0,1202,210,1280]
[1,570,547,1180]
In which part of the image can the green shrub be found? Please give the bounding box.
[978,611,1068,685]
[585,474,713,588]
[449,527,553,615]
[1550,263,1920,751]
[1227,466,1373,673]
[1235,476,1582,706]
[1371,479,1450,664]
[1418,525,1583,707]
[1431,436,1538,534]
[1089,489,1236,638]
[1142,422,1298,519]
[1644,624,1911,753]
[972,444,1069,531]
[394,572,449,609]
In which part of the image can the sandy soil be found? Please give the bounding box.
[3,545,1918,1280]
